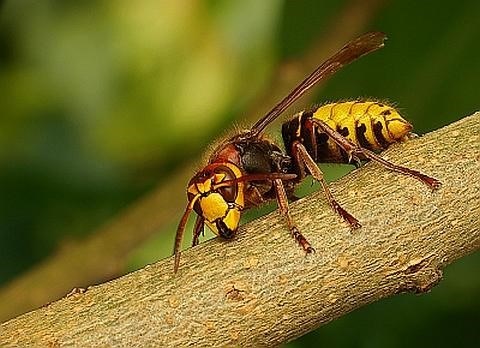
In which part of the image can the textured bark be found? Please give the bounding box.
[1,113,479,347]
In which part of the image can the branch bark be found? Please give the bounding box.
[2,113,479,347]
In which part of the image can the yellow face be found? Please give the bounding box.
[187,163,244,239]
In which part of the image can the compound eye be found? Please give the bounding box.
[214,167,238,203]
[218,185,236,203]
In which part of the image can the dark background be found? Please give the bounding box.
[1,0,479,346]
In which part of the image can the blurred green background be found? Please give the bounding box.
[0,0,479,346]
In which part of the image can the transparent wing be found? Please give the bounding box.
[249,31,387,137]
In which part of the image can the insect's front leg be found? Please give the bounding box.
[192,215,204,247]
[273,178,315,254]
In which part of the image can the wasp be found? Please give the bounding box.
[173,32,441,272]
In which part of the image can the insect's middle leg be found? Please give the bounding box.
[311,119,441,190]
[291,141,361,229]
[273,178,314,253]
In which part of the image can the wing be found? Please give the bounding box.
[249,31,387,137]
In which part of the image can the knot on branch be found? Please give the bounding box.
[402,266,443,294]
[389,255,444,294]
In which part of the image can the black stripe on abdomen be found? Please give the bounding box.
[373,121,391,149]
[355,122,372,149]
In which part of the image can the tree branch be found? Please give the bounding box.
[2,113,479,347]
[0,0,387,323]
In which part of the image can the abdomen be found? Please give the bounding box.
[282,100,413,163]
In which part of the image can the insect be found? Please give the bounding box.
[173,32,441,272]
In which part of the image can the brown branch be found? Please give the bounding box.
[0,0,387,323]
[2,113,479,347]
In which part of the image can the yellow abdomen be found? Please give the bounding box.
[313,101,413,151]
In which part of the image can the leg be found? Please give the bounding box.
[312,119,441,190]
[192,215,204,247]
[292,141,361,229]
[273,178,315,253]
[360,149,441,189]
[244,185,266,207]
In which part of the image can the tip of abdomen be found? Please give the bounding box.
[388,118,413,140]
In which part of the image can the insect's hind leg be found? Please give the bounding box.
[311,119,441,190]
[360,149,441,190]
[291,141,361,229]
[273,178,315,253]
